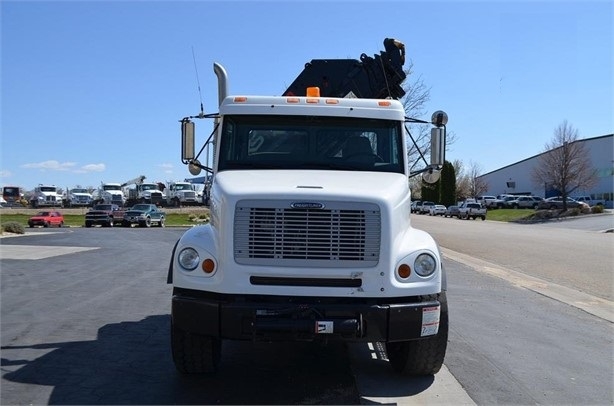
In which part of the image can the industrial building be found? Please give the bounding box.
[477,134,613,208]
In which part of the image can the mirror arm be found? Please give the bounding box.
[404,123,430,169]
[191,123,218,166]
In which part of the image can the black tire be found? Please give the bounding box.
[158,216,165,227]
[85,221,92,228]
[140,217,152,228]
[171,323,221,374]
[481,216,486,221]
[386,292,449,376]
[43,221,49,228]
[59,221,64,228]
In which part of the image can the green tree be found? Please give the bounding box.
[439,161,456,207]
[421,179,439,202]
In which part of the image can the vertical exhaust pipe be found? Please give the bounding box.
[213,62,228,107]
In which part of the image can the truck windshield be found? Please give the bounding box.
[217,115,404,174]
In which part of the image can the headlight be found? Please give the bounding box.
[178,248,199,271]
[414,253,437,277]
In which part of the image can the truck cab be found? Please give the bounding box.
[169,43,449,377]
[30,184,62,208]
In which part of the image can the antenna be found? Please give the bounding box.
[191,46,205,118]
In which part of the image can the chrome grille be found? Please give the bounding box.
[234,200,380,267]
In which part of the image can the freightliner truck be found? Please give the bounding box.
[168,38,449,376]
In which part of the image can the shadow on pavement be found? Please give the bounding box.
[1,315,360,405]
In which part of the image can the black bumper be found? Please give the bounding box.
[171,289,441,342]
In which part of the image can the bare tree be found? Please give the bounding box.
[402,60,456,173]
[452,159,487,201]
[467,161,489,199]
[453,159,470,201]
[531,120,597,210]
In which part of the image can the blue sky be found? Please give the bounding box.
[1,0,612,191]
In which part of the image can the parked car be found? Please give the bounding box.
[537,196,588,210]
[444,205,460,218]
[505,196,542,209]
[419,201,435,214]
[572,195,605,207]
[477,195,505,209]
[429,204,447,216]
[410,200,422,213]
[458,202,487,220]
[122,204,166,227]
[28,210,64,228]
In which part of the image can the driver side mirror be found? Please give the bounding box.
[181,120,195,161]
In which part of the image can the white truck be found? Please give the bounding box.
[92,182,126,207]
[122,176,167,207]
[165,181,200,207]
[458,201,487,220]
[63,187,93,207]
[29,184,63,208]
[168,38,449,376]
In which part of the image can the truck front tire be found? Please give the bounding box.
[385,292,448,376]
[171,323,221,374]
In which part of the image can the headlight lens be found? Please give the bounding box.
[178,248,199,271]
[414,253,437,277]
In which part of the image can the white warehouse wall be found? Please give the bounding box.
[478,134,613,202]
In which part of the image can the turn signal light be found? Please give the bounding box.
[397,264,411,279]
[202,258,215,274]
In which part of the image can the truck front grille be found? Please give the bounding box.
[234,200,380,267]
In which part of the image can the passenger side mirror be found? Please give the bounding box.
[430,127,445,167]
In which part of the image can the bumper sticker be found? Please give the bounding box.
[421,306,440,336]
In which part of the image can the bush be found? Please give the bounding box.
[2,221,25,234]
[188,213,210,223]
[591,205,604,214]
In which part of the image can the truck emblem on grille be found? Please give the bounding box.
[291,202,325,209]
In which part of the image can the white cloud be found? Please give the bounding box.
[21,160,76,171]
[0,170,12,178]
[80,163,106,172]
[159,163,174,169]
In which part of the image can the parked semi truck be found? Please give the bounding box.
[63,187,93,207]
[168,38,449,376]
[30,184,63,208]
[165,181,200,207]
[92,182,126,207]
[122,176,166,207]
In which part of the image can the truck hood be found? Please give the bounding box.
[214,170,409,203]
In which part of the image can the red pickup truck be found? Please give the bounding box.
[84,204,125,227]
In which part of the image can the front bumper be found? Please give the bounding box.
[28,220,49,226]
[123,215,144,223]
[172,288,442,342]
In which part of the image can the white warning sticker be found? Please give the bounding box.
[316,321,334,334]
[421,306,440,337]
